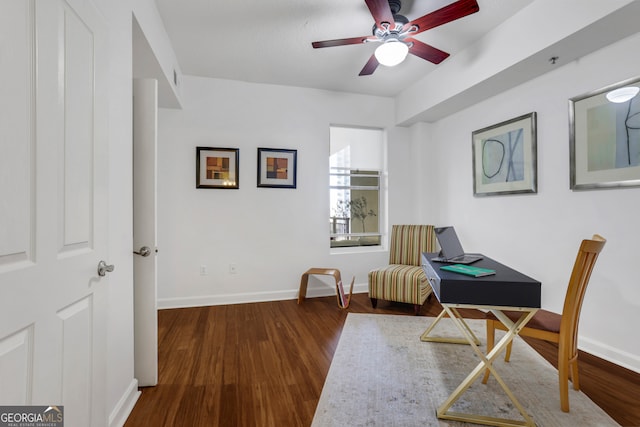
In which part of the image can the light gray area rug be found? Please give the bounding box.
[312,313,619,427]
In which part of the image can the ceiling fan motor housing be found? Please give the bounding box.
[372,0,409,35]
[388,0,408,25]
[388,0,402,14]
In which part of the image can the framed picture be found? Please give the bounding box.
[472,112,537,196]
[196,146,239,189]
[569,76,640,190]
[257,148,297,188]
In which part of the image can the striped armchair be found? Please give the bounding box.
[368,225,436,315]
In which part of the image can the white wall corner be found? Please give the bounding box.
[132,0,183,108]
[108,379,141,427]
[408,122,439,223]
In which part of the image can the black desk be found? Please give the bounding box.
[421,253,541,308]
[420,252,541,427]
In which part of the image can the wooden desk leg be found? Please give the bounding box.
[420,309,481,345]
[436,305,538,427]
[298,273,310,304]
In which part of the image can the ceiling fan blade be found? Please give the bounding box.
[365,0,395,29]
[312,35,375,49]
[407,38,449,64]
[359,54,380,76]
[404,0,479,35]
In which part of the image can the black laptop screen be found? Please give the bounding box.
[435,226,465,259]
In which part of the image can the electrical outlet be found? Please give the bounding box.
[200,265,208,276]
[229,263,237,274]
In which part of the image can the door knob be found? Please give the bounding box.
[133,246,152,257]
[97,260,115,277]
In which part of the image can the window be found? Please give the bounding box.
[329,126,383,248]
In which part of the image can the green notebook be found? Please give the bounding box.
[440,264,496,277]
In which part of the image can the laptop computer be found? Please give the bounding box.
[432,226,483,264]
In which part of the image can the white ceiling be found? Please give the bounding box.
[154,0,534,98]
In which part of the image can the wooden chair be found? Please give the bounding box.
[368,225,436,315]
[482,234,606,412]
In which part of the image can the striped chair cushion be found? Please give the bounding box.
[368,264,430,304]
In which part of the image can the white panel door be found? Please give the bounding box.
[133,79,158,387]
[0,0,108,425]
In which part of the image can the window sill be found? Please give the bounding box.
[330,245,386,255]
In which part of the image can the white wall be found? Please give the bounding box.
[415,32,640,373]
[157,76,417,307]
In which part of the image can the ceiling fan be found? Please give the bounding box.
[311,0,479,76]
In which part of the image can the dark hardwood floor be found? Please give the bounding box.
[124,294,640,426]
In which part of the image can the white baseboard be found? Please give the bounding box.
[109,379,141,427]
[580,335,640,374]
[157,283,369,310]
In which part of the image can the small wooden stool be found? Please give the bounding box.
[297,268,354,309]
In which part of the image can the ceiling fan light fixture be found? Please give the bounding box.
[375,40,409,67]
[606,86,640,103]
